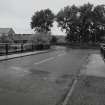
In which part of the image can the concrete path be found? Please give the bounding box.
[82,54,105,77]
[68,53,105,105]
[0,50,49,61]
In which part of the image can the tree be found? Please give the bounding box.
[79,3,94,42]
[56,3,105,43]
[56,5,80,42]
[31,9,54,33]
[92,5,105,42]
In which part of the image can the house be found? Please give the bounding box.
[13,33,51,44]
[0,28,15,43]
[27,33,51,45]
[13,34,32,44]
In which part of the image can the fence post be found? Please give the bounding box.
[21,43,23,53]
[100,44,105,60]
[5,43,8,55]
[103,46,105,59]
[32,43,34,51]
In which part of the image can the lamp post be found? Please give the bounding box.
[76,12,81,42]
[76,12,80,19]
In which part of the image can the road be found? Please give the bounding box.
[0,46,99,105]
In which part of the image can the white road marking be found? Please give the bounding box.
[11,66,23,71]
[57,53,66,57]
[11,66,28,73]
[34,52,66,65]
[62,79,78,105]
[34,57,55,65]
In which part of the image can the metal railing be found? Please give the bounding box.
[0,43,45,56]
[0,43,51,56]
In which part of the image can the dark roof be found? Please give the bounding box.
[13,34,32,41]
[0,28,14,34]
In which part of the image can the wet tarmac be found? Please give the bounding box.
[0,47,99,105]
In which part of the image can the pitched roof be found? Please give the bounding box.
[13,34,32,41]
[28,33,51,41]
[0,28,14,34]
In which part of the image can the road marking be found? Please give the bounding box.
[11,66,22,71]
[62,79,78,105]
[57,53,66,57]
[34,57,55,65]
[10,66,29,73]
[34,53,66,65]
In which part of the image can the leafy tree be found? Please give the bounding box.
[56,5,80,42]
[79,3,94,42]
[92,5,105,42]
[56,3,105,43]
[31,9,54,33]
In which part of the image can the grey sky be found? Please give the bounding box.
[0,0,105,35]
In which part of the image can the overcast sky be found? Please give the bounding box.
[0,0,105,35]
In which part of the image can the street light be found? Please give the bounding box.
[76,12,81,19]
[76,12,81,42]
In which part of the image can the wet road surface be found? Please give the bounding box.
[0,47,99,105]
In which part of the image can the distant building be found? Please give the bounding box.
[55,35,66,43]
[27,33,51,45]
[0,28,15,36]
[13,33,51,45]
[13,34,32,44]
[0,28,15,43]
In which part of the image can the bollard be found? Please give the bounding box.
[100,44,105,60]
[103,47,105,59]
[32,43,34,51]
[21,43,23,53]
[5,43,8,55]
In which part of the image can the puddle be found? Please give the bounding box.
[8,66,29,77]
[55,74,74,85]
[29,68,50,77]
[61,74,73,79]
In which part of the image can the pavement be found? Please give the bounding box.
[67,52,105,105]
[0,50,50,61]
[81,54,105,77]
